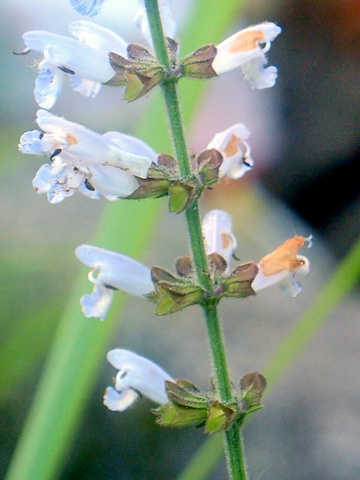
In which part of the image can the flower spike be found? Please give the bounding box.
[75,245,154,320]
[212,22,281,89]
[104,349,173,411]
[252,236,312,296]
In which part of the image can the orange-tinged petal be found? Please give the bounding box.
[229,30,266,53]
[260,236,306,276]
[223,134,240,157]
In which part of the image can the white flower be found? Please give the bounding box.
[202,209,237,270]
[135,0,177,48]
[75,245,154,320]
[104,349,173,411]
[206,123,253,179]
[212,22,281,89]
[69,0,104,17]
[252,236,312,297]
[19,109,157,203]
[21,20,127,108]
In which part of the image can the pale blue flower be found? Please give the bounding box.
[104,349,173,411]
[75,245,154,319]
[21,20,127,108]
[19,110,157,204]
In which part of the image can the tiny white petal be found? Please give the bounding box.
[241,59,278,89]
[69,0,105,17]
[278,276,303,297]
[103,386,139,412]
[80,283,113,320]
[19,130,52,154]
[32,163,59,193]
[202,209,237,268]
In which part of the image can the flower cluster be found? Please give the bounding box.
[17,0,311,430]
[75,209,311,321]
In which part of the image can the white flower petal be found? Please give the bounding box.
[106,146,153,179]
[75,245,154,296]
[19,130,52,154]
[251,265,290,293]
[207,123,253,180]
[241,58,278,89]
[80,283,113,320]
[34,61,63,109]
[69,20,128,57]
[44,43,114,83]
[103,386,139,412]
[279,276,303,297]
[68,75,102,97]
[47,184,74,204]
[202,209,237,268]
[69,0,104,17]
[35,110,115,162]
[207,123,250,151]
[107,349,173,406]
[89,164,139,197]
[104,131,158,164]
[135,0,177,48]
[78,181,102,200]
[32,163,58,193]
[22,31,67,54]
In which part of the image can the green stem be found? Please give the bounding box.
[145,1,247,478]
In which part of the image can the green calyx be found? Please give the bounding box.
[127,149,223,213]
[148,257,258,316]
[154,373,267,433]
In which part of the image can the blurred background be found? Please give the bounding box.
[0,0,359,479]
